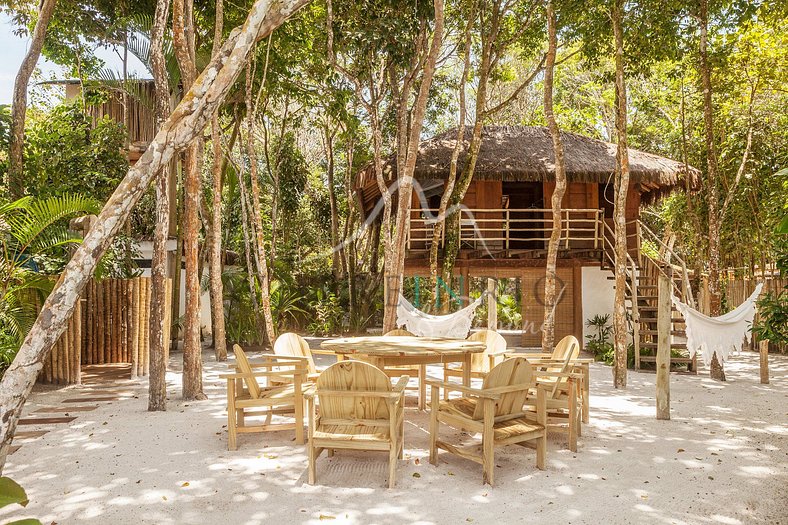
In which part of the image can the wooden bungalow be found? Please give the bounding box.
[355,126,699,350]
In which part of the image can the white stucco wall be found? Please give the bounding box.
[136,240,212,335]
[581,266,615,344]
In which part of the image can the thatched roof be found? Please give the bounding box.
[355,126,699,206]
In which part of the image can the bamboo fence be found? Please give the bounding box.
[37,276,171,385]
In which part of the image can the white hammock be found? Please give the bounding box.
[672,283,763,366]
[396,293,485,339]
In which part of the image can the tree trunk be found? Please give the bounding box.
[208,0,228,361]
[381,0,445,332]
[542,0,566,353]
[245,65,277,345]
[0,0,311,473]
[173,0,207,400]
[8,0,58,199]
[428,11,473,303]
[148,0,173,412]
[612,0,630,389]
[699,0,724,380]
[325,124,343,280]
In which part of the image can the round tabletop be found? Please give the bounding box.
[320,336,486,356]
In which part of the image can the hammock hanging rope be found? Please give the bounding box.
[396,293,486,339]
[672,283,763,366]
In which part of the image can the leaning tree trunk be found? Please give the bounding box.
[381,0,444,333]
[174,0,207,400]
[148,0,173,412]
[8,0,58,199]
[542,0,566,353]
[208,0,228,361]
[0,0,311,474]
[699,0,724,380]
[612,0,630,389]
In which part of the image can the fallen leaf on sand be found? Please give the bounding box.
[413,472,421,478]
[677,448,685,453]
[181,482,190,487]
[319,515,336,520]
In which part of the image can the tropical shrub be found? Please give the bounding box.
[307,289,344,336]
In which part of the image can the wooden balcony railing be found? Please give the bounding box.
[406,208,604,252]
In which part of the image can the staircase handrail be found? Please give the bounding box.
[638,221,695,308]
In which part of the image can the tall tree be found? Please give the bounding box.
[542,0,567,352]
[208,0,228,361]
[382,0,445,331]
[437,0,544,302]
[148,0,173,411]
[173,0,207,399]
[611,0,631,388]
[0,0,312,473]
[699,0,724,380]
[8,0,58,199]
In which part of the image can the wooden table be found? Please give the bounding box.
[320,336,486,410]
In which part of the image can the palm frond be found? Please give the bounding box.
[6,194,101,255]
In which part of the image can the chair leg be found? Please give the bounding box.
[327,448,334,457]
[227,382,237,451]
[482,398,495,486]
[443,365,450,401]
[294,400,305,446]
[388,444,398,489]
[568,381,578,452]
[429,385,440,465]
[308,443,317,485]
[536,434,546,470]
[418,364,427,411]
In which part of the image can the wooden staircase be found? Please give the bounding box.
[601,220,697,374]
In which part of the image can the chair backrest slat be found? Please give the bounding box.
[274,332,317,374]
[473,357,533,419]
[316,361,391,421]
[546,335,580,399]
[233,345,261,399]
[467,330,507,373]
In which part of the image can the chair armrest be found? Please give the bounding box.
[393,376,409,393]
[220,369,307,380]
[424,378,500,399]
[534,371,585,380]
[316,389,404,399]
[310,349,338,356]
[303,385,317,399]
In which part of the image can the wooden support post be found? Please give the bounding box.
[73,299,81,385]
[487,278,496,330]
[131,278,140,378]
[759,339,769,385]
[656,266,671,420]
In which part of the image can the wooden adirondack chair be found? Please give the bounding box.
[428,357,547,485]
[221,345,308,450]
[381,329,425,407]
[506,335,590,427]
[273,332,319,377]
[306,360,408,489]
[522,342,584,452]
[442,330,507,399]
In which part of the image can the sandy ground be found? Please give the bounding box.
[2,349,786,525]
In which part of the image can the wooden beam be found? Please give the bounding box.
[656,266,671,420]
[487,278,497,330]
[759,339,769,385]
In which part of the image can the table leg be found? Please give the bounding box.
[462,353,472,387]
[418,364,427,411]
[581,363,589,424]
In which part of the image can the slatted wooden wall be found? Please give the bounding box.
[520,267,575,347]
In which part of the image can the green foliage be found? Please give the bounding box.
[0,475,42,524]
[307,289,345,337]
[0,194,99,374]
[752,291,788,346]
[473,291,522,329]
[23,101,128,202]
[585,314,613,363]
